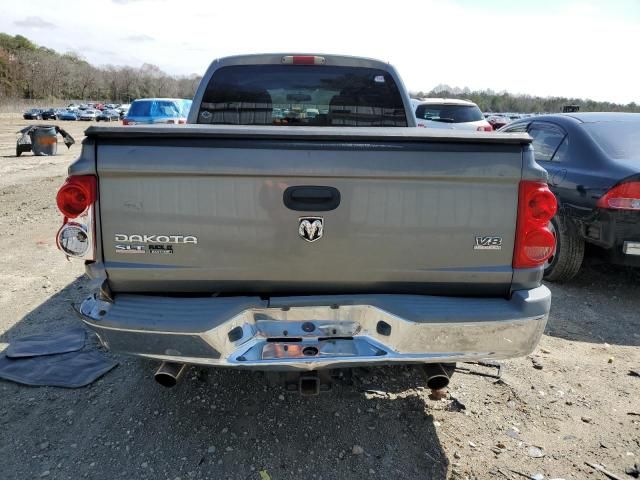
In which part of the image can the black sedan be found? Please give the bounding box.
[500,113,640,281]
[23,108,43,120]
[96,109,121,122]
[41,108,62,120]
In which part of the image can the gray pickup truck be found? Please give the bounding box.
[56,54,556,394]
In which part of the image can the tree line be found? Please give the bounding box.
[411,84,640,114]
[1,33,639,113]
[0,33,201,103]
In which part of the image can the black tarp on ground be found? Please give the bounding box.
[0,327,117,388]
[0,350,117,388]
[5,327,86,358]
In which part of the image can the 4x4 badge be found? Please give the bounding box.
[299,217,324,242]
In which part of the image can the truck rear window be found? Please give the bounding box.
[415,104,484,123]
[197,65,408,127]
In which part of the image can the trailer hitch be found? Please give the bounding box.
[281,371,333,396]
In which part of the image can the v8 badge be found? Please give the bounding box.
[474,236,502,250]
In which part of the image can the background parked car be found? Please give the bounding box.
[487,115,510,130]
[122,98,192,125]
[412,98,493,131]
[500,112,640,280]
[23,108,43,120]
[117,104,130,119]
[41,108,66,120]
[58,110,78,121]
[41,109,56,120]
[96,109,121,122]
[79,109,99,121]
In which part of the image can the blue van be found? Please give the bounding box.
[123,98,192,125]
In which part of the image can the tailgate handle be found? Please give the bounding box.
[283,186,341,212]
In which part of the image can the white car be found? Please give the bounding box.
[79,109,98,121]
[412,98,493,131]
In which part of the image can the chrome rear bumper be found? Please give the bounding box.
[76,287,550,371]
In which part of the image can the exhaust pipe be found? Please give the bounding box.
[154,362,187,388]
[423,363,451,391]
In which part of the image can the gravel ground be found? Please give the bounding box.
[0,117,638,480]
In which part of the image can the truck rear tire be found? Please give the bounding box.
[544,214,584,282]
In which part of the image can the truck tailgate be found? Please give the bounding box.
[91,126,530,296]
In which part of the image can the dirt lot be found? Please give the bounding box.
[0,115,638,480]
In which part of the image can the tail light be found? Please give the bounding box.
[178,119,186,124]
[596,181,640,210]
[55,175,97,260]
[122,119,130,125]
[477,125,493,132]
[513,180,557,269]
[56,175,96,218]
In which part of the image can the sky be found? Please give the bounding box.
[0,0,639,104]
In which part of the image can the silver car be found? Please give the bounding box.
[79,109,98,121]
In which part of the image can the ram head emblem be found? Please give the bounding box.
[298,217,324,242]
